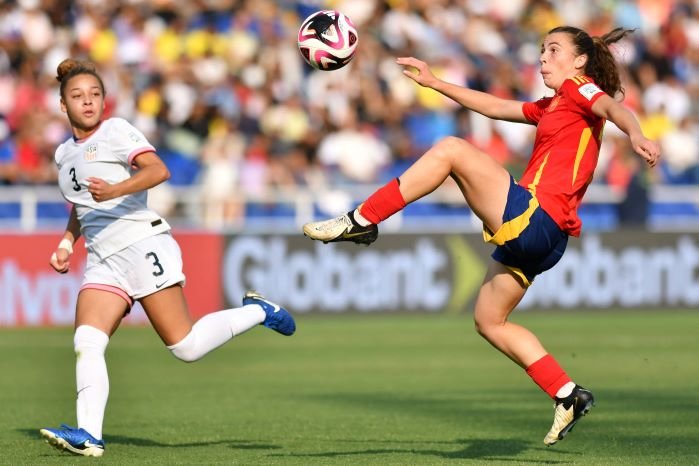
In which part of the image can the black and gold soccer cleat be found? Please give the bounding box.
[543,385,595,445]
[302,211,378,245]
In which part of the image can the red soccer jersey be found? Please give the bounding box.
[520,76,606,236]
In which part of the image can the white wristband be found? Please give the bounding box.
[58,238,74,254]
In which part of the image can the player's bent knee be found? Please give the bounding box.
[473,313,503,339]
[473,318,488,338]
[167,331,201,363]
[437,136,469,156]
[439,135,466,148]
[430,136,475,168]
[169,346,198,363]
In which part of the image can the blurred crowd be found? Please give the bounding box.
[1,0,698,227]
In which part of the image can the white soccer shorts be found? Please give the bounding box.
[82,232,186,305]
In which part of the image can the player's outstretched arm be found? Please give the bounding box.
[396,56,528,123]
[592,94,660,167]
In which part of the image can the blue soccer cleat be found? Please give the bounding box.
[40,424,105,457]
[243,291,296,336]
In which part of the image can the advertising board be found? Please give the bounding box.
[2,231,697,326]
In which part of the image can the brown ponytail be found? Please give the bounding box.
[56,58,106,99]
[548,26,634,99]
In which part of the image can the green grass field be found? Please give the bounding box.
[1,310,698,465]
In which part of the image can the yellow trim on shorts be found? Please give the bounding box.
[503,264,533,287]
[482,196,540,246]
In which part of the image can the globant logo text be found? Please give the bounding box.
[223,237,451,313]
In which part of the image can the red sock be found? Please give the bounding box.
[525,354,572,399]
[358,178,406,224]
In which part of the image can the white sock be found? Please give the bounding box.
[556,381,576,398]
[167,305,265,362]
[353,208,371,226]
[74,325,110,440]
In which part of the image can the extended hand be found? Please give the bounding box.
[396,57,438,88]
[631,136,661,168]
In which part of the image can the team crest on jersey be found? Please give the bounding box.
[84,143,98,161]
[128,131,141,143]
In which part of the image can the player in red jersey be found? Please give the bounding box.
[303,26,660,444]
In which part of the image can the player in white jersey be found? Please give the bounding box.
[39,58,296,458]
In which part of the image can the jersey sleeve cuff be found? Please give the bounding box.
[127,147,156,165]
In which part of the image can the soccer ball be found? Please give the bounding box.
[297,10,358,71]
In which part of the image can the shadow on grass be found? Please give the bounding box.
[20,429,280,450]
[271,438,569,463]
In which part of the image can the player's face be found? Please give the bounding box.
[60,74,105,138]
[539,32,587,90]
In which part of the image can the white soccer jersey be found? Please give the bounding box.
[55,118,171,260]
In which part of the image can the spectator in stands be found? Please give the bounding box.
[660,116,699,184]
[0,117,17,184]
[0,0,696,226]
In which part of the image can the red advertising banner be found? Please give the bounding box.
[0,232,222,327]
[175,233,223,320]
[3,230,698,327]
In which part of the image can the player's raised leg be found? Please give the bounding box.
[303,136,510,244]
[140,285,294,363]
